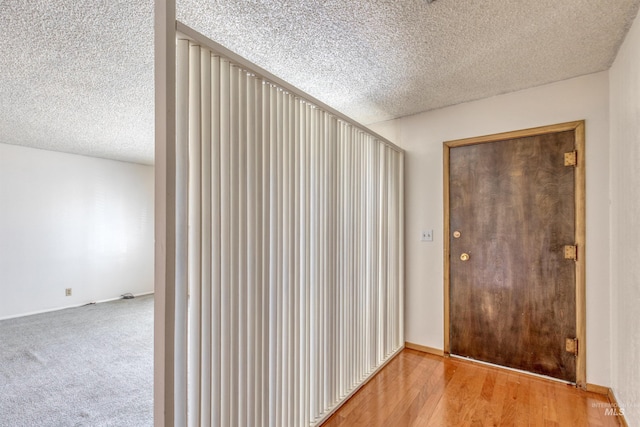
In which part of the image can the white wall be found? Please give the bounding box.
[610,10,640,425]
[0,143,154,319]
[369,71,611,386]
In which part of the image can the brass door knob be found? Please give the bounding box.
[453,231,461,238]
[460,253,470,261]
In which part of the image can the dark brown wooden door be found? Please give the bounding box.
[448,129,578,382]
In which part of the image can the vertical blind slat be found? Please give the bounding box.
[245,73,257,427]
[174,39,190,427]
[260,81,271,427]
[199,47,212,427]
[236,66,248,427]
[218,57,231,427]
[187,44,202,427]
[228,64,240,427]
[209,54,221,427]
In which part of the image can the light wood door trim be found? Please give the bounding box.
[443,120,586,388]
[443,145,451,355]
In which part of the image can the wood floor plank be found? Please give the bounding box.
[444,363,487,426]
[464,369,499,426]
[334,350,426,427]
[320,350,621,427]
[382,355,440,426]
[408,359,451,426]
[497,373,528,426]
[544,380,561,424]
[527,376,546,427]
[425,367,465,425]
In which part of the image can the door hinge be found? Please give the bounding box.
[564,151,577,167]
[566,338,578,356]
[564,245,578,261]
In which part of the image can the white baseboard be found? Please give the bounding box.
[0,291,155,321]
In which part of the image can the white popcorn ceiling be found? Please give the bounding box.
[1,0,639,165]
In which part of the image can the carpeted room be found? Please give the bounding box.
[3,0,640,426]
[0,144,155,426]
[0,1,156,424]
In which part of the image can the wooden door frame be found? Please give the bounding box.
[443,120,586,388]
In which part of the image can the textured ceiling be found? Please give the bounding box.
[0,1,155,164]
[1,0,639,165]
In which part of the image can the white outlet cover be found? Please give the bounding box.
[421,230,433,242]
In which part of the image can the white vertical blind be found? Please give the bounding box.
[176,34,404,427]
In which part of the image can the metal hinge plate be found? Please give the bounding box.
[564,151,577,167]
[564,245,577,261]
[566,338,578,356]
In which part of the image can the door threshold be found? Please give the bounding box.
[449,354,576,386]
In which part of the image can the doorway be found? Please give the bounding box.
[443,121,586,387]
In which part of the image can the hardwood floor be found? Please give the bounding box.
[321,349,622,427]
